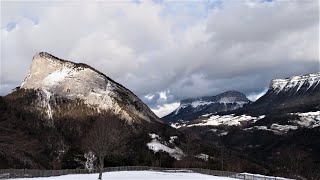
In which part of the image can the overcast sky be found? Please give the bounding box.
[1,0,319,117]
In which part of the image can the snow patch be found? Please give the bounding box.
[42,68,74,87]
[170,120,188,129]
[270,124,298,134]
[245,124,298,134]
[195,153,209,161]
[244,126,268,131]
[293,111,320,128]
[147,134,183,160]
[218,97,236,104]
[191,101,214,108]
[218,132,228,136]
[202,113,213,117]
[169,136,178,143]
[174,104,187,115]
[188,114,264,127]
[149,133,160,139]
[37,89,54,125]
[147,139,184,160]
[239,172,294,180]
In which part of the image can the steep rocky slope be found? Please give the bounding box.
[21,52,160,123]
[0,52,181,169]
[238,72,320,116]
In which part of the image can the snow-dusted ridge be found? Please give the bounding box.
[21,52,160,123]
[270,72,320,93]
[169,91,250,120]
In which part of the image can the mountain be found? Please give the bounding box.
[170,72,320,130]
[240,72,320,115]
[20,52,160,124]
[162,90,250,123]
[0,52,180,169]
[167,72,320,179]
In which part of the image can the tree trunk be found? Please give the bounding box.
[98,156,104,180]
[221,148,224,171]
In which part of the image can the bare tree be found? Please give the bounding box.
[83,113,126,180]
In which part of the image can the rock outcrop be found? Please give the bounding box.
[21,52,160,123]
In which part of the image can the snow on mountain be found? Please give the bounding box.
[244,124,298,135]
[176,92,249,113]
[163,91,250,123]
[244,111,320,134]
[195,153,210,161]
[187,114,265,127]
[147,133,184,160]
[242,72,320,115]
[170,120,187,129]
[20,52,160,123]
[270,72,320,93]
[293,111,320,128]
[191,101,214,108]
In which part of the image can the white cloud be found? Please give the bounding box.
[151,102,180,118]
[159,91,168,100]
[1,0,318,112]
[247,89,268,102]
[144,94,155,100]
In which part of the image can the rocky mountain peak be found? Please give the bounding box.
[180,90,249,106]
[270,72,320,93]
[163,90,250,122]
[241,72,320,116]
[21,52,160,123]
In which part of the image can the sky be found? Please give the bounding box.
[1,0,319,117]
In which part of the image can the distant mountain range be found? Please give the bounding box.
[163,72,320,124]
[164,72,320,179]
[163,90,250,123]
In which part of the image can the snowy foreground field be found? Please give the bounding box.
[12,171,236,180]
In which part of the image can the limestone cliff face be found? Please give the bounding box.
[270,72,320,93]
[21,52,160,123]
[240,72,320,115]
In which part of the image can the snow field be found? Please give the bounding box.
[12,171,237,180]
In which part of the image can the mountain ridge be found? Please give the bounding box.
[0,52,181,170]
[20,52,161,123]
[162,90,250,123]
[240,72,320,115]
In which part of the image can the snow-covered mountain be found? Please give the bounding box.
[270,73,320,93]
[162,90,250,123]
[20,52,160,123]
[168,72,320,137]
[242,72,320,115]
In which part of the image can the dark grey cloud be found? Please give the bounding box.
[1,0,319,116]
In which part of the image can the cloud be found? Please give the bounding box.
[151,102,180,118]
[1,0,319,116]
[247,88,268,102]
